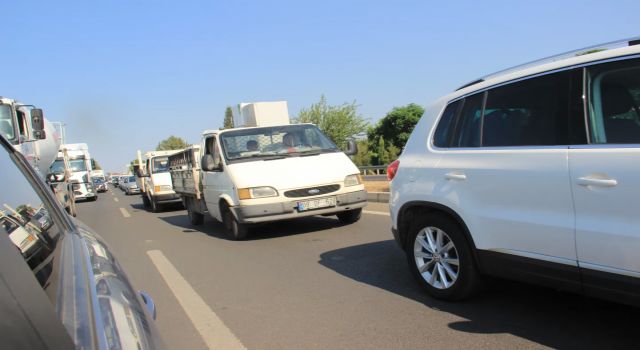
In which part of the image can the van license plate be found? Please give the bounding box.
[297,197,336,211]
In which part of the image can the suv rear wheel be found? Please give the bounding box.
[406,213,481,300]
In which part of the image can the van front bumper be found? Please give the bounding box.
[232,190,368,224]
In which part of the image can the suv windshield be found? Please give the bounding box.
[219,124,338,162]
[152,156,170,173]
[0,105,15,141]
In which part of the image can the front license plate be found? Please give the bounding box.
[297,197,337,211]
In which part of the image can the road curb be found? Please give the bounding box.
[367,191,389,203]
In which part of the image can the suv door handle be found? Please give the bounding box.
[576,176,617,188]
[445,172,467,181]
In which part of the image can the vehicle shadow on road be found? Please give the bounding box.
[318,240,640,349]
[159,214,343,241]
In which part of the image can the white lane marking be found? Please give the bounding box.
[363,210,390,216]
[147,250,246,350]
[119,207,131,218]
[114,197,119,202]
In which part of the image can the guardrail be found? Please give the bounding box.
[358,165,388,175]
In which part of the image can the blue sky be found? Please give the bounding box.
[1,0,638,171]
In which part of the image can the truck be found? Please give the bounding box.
[169,101,367,240]
[49,143,97,202]
[136,149,184,212]
[0,96,58,175]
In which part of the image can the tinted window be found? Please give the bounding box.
[433,100,461,147]
[454,93,484,147]
[482,71,571,147]
[588,59,640,144]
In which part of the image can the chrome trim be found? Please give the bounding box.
[569,144,640,149]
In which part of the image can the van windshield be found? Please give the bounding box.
[219,124,339,162]
[152,157,170,173]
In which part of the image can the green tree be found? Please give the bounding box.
[368,103,424,151]
[223,106,234,129]
[298,95,368,149]
[352,140,372,166]
[156,136,188,151]
[375,138,390,165]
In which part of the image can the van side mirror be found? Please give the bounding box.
[344,139,357,156]
[201,154,222,172]
[31,109,46,140]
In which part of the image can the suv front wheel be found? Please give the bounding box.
[406,213,481,300]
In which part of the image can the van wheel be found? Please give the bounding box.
[222,204,248,240]
[187,199,204,225]
[406,213,481,301]
[336,208,362,224]
[142,195,150,208]
[150,198,161,213]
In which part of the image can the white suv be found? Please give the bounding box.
[389,38,640,305]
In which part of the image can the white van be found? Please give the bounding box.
[170,123,367,240]
[139,150,183,212]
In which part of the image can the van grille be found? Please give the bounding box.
[284,184,340,198]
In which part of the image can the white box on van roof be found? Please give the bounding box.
[233,101,290,128]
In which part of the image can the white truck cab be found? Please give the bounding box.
[49,143,96,202]
[139,150,183,212]
[170,101,367,240]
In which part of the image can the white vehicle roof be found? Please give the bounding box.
[202,123,316,138]
[445,37,640,104]
[144,149,182,159]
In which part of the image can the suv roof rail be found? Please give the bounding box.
[455,36,640,91]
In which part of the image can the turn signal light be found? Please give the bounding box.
[387,160,400,181]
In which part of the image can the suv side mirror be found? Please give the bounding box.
[344,139,357,156]
[31,109,46,140]
[201,154,222,172]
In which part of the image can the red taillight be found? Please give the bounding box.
[387,159,400,181]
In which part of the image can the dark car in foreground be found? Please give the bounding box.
[0,134,164,349]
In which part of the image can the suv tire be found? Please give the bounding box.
[405,213,481,301]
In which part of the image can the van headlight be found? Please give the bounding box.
[238,186,278,199]
[344,174,362,187]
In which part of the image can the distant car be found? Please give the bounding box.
[124,175,141,195]
[112,176,120,186]
[119,176,129,191]
[92,177,108,193]
[0,132,164,348]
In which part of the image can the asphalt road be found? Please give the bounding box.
[75,185,640,350]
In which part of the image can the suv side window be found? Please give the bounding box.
[482,71,572,147]
[454,93,484,147]
[587,59,640,144]
[433,100,462,148]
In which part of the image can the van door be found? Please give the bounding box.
[570,59,640,296]
[202,136,225,221]
[434,70,582,289]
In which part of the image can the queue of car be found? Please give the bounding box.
[4,36,640,349]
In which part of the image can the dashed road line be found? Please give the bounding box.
[114,197,119,202]
[363,210,390,216]
[119,207,131,218]
[147,250,246,350]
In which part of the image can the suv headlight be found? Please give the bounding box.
[344,174,362,187]
[238,186,278,199]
